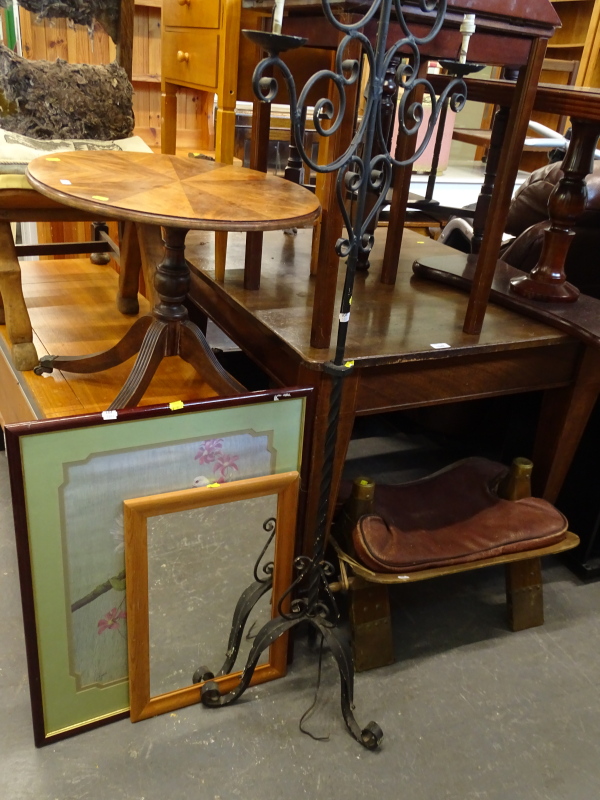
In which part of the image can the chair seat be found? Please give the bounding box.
[351,457,568,573]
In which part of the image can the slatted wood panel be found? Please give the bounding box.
[18,4,212,153]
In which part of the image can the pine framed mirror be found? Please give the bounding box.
[124,471,300,722]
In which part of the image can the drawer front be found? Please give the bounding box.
[162,29,219,89]
[163,0,220,29]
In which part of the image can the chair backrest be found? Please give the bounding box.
[540,57,579,134]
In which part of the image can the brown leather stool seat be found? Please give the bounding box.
[336,457,578,672]
[352,457,568,573]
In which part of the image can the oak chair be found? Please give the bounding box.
[452,58,580,164]
[0,0,152,371]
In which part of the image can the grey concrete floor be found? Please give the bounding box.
[2,434,600,800]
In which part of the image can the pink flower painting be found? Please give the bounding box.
[214,453,239,481]
[194,439,224,465]
[97,607,126,634]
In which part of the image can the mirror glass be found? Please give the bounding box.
[147,495,276,698]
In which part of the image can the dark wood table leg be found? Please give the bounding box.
[510,118,600,302]
[36,226,245,405]
[381,59,429,285]
[471,106,510,254]
[179,321,245,395]
[109,319,169,409]
[531,345,600,503]
[244,95,272,291]
[463,37,547,334]
[36,315,155,375]
[116,221,142,315]
[356,54,401,272]
[152,227,245,393]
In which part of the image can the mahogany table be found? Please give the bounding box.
[185,227,600,554]
[26,151,320,409]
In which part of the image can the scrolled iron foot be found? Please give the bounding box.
[314,617,383,750]
[192,666,215,684]
[200,612,383,750]
[360,721,384,749]
[201,616,299,708]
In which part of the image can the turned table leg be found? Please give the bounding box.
[0,221,38,371]
[471,106,510,255]
[510,118,600,302]
[35,226,245,405]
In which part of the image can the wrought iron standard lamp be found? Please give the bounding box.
[197,0,467,749]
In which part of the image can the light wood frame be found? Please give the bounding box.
[125,471,300,722]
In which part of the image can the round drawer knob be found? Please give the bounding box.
[176,51,190,63]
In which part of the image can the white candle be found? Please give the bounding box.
[459,14,476,64]
[272,0,285,34]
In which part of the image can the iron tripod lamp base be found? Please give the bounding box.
[199,591,384,750]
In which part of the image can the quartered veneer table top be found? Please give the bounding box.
[24,151,321,410]
[26,151,321,232]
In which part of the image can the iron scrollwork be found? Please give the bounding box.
[249,0,466,291]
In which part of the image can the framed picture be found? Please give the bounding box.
[125,471,300,722]
[5,388,311,747]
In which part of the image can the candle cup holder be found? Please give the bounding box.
[242,29,307,55]
[437,60,485,78]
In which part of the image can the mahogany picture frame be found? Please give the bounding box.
[5,387,312,747]
[125,471,300,722]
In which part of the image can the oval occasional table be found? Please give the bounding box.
[26,151,321,409]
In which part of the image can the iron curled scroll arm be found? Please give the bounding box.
[393,0,449,45]
[252,58,347,173]
[359,155,393,243]
[374,38,421,154]
[297,31,375,175]
[251,33,374,176]
[276,556,339,622]
[388,76,466,168]
[333,155,391,259]
[253,517,277,584]
[334,156,363,258]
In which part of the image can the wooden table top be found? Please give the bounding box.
[26,151,321,232]
[185,227,571,368]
